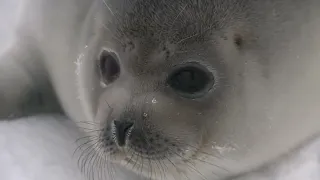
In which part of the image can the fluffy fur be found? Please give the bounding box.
[1,0,320,180]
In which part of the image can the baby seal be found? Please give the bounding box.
[1,0,320,180]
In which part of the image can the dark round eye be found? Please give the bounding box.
[99,50,120,84]
[167,63,214,98]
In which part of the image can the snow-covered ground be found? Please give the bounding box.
[0,116,86,180]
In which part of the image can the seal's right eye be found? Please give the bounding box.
[99,50,120,85]
[167,62,215,99]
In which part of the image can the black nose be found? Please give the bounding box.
[113,120,134,147]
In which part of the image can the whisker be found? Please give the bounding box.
[170,146,227,179]
[138,148,145,178]
[104,149,115,180]
[124,146,135,168]
[170,4,188,31]
[78,145,93,179]
[166,146,209,180]
[79,140,99,174]
[96,143,106,180]
[90,142,104,180]
[76,121,100,125]
[79,128,103,133]
[131,151,140,175]
[175,33,200,45]
[151,157,163,180]
[173,142,229,172]
[158,158,170,180]
[174,140,225,159]
[75,135,99,143]
[101,0,115,16]
[74,137,99,156]
[100,22,123,45]
[82,146,97,178]
[165,155,191,180]
[159,4,188,40]
[105,99,112,109]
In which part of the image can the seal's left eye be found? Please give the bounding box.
[99,50,120,84]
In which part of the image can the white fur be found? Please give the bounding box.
[0,0,319,180]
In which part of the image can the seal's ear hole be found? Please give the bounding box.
[167,63,215,98]
[99,50,120,84]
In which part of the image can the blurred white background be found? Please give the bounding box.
[0,1,85,180]
[0,0,19,50]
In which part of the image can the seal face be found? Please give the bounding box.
[79,1,237,178]
[2,0,320,180]
[71,0,320,179]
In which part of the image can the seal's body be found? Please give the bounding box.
[1,0,320,179]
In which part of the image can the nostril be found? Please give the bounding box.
[113,120,134,147]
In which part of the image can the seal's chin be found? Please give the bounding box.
[100,140,203,178]
[107,144,198,163]
[111,151,188,179]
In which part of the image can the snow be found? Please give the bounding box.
[0,116,86,180]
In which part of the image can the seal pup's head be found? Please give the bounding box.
[75,0,320,179]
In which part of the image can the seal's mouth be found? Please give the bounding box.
[106,144,208,180]
[107,146,189,162]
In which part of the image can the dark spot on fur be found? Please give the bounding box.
[234,34,243,48]
[165,51,170,59]
[162,46,167,51]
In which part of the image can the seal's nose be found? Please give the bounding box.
[113,120,134,147]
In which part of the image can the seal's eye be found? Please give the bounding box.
[99,50,120,84]
[167,63,214,98]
